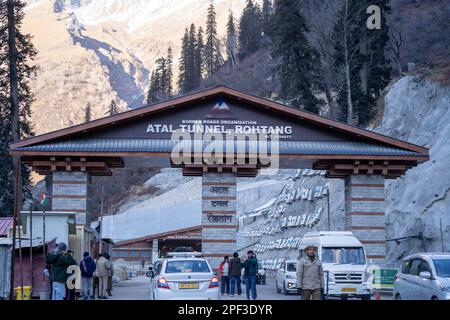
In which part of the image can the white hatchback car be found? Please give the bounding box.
[276,260,298,294]
[149,252,221,300]
[393,253,450,300]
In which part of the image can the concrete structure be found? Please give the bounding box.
[202,172,237,269]
[10,86,429,267]
[52,172,89,225]
[345,175,386,266]
[20,211,76,248]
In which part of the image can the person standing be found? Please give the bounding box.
[80,251,96,300]
[96,252,112,299]
[297,246,324,300]
[65,250,77,300]
[106,253,114,297]
[229,252,242,297]
[242,251,258,300]
[219,256,230,296]
[46,242,77,300]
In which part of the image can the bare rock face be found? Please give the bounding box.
[378,77,450,262]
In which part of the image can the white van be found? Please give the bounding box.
[299,231,372,300]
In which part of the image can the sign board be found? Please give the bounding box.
[372,268,398,289]
[87,98,361,143]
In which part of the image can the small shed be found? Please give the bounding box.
[0,218,14,238]
[0,238,12,299]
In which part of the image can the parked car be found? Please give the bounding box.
[257,262,266,285]
[393,253,450,300]
[276,260,298,294]
[299,231,372,300]
[147,252,221,300]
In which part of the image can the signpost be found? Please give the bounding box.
[372,268,398,299]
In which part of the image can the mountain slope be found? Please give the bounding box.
[23,0,253,134]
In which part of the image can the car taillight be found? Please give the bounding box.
[157,277,170,289]
[209,276,219,288]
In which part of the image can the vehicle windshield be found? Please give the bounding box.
[433,259,450,277]
[287,263,296,272]
[321,247,366,265]
[165,260,210,273]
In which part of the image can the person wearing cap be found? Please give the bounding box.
[297,245,324,300]
[80,251,96,300]
[46,242,77,300]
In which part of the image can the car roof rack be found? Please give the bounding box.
[166,252,203,258]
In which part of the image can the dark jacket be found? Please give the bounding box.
[46,253,77,283]
[229,257,242,277]
[80,256,96,278]
[242,257,258,277]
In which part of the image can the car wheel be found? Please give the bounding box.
[395,293,401,300]
[276,281,281,294]
[361,295,371,301]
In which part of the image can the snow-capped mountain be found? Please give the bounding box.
[22,0,253,134]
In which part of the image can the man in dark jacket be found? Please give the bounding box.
[242,251,258,300]
[80,251,96,300]
[46,242,77,300]
[228,252,242,297]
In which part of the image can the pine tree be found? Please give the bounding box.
[0,0,36,216]
[107,99,119,116]
[194,27,205,88]
[226,11,238,68]
[166,47,174,98]
[84,102,92,122]
[178,28,189,93]
[262,0,273,35]
[238,0,263,59]
[185,23,197,92]
[270,0,321,113]
[205,3,222,76]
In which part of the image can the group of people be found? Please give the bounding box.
[218,246,325,300]
[218,250,259,300]
[45,242,114,300]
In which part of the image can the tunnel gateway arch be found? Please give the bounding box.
[10,86,429,267]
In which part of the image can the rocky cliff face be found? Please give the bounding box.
[238,76,450,269]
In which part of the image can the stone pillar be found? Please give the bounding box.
[152,239,159,263]
[202,172,237,270]
[344,175,386,266]
[52,172,89,225]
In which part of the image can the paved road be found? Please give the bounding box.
[109,276,297,300]
[108,275,391,300]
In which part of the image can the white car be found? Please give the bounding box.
[393,253,450,300]
[276,260,298,294]
[148,252,221,300]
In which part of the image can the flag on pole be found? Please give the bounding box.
[39,192,47,206]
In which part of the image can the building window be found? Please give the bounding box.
[130,251,139,257]
[118,251,128,258]
[141,251,151,257]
